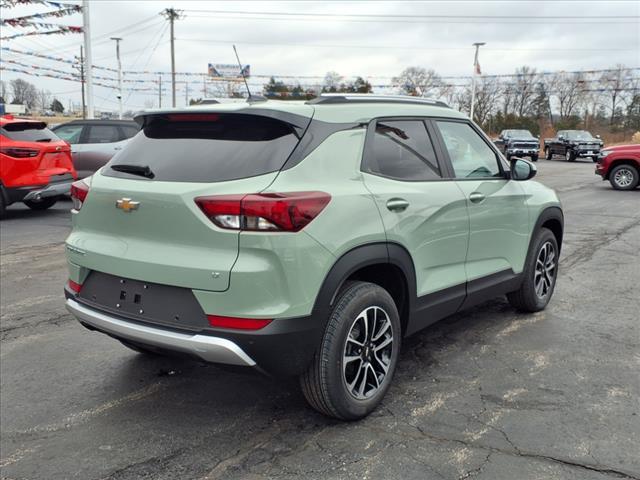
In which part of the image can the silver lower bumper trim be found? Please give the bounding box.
[23,181,73,201]
[66,298,256,367]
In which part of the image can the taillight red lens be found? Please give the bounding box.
[0,147,39,158]
[70,179,89,210]
[68,279,82,293]
[207,315,272,330]
[195,191,331,232]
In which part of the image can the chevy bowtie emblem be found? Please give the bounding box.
[116,198,140,212]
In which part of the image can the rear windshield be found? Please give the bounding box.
[1,122,60,142]
[103,113,301,183]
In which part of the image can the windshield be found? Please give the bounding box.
[1,122,60,142]
[566,131,596,140]
[506,130,534,138]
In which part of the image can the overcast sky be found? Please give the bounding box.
[1,0,638,112]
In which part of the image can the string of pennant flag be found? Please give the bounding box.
[0,26,83,40]
[0,0,81,11]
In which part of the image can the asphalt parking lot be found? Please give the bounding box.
[1,157,639,480]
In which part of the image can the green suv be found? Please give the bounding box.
[64,94,563,420]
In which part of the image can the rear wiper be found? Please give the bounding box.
[110,164,155,179]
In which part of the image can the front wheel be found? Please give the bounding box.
[565,150,575,162]
[508,228,559,312]
[300,281,401,420]
[24,197,57,210]
[609,164,639,190]
[545,147,552,160]
[531,154,538,162]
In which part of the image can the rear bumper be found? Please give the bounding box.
[66,298,257,367]
[4,173,74,204]
[65,290,321,376]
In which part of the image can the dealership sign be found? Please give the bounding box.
[208,63,250,79]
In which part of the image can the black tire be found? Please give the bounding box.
[545,147,552,160]
[565,149,575,162]
[119,339,164,356]
[505,153,511,161]
[0,194,6,220]
[531,154,538,162]
[300,281,401,420]
[592,157,598,163]
[507,228,559,312]
[608,164,639,191]
[24,197,57,210]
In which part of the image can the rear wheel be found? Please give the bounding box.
[24,197,57,210]
[0,194,6,219]
[545,147,552,160]
[508,228,558,312]
[300,281,400,420]
[609,164,639,190]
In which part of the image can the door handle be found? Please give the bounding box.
[114,147,122,151]
[386,198,409,212]
[469,192,486,204]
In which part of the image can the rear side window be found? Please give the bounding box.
[1,122,59,142]
[53,124,84,143]
[120,125,139,140]
[365,120,442,181]
[104,113,300,183]
[86,125,120,143]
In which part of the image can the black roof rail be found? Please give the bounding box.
[306,93,450,108]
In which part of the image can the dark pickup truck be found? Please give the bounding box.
[493,129,540,161]
[544,130,603,162]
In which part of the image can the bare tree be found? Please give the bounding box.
[0,80,7,103]
[393,67,441,97]
[551,72,584,120]
[599,64,631,125]
[512,66,538,117]
[458,77,501,125]
[322,71,342,93]
[38,89,52,113]
[10,78,38,110]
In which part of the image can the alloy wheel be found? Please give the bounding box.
[342,306,394,400]
[613,168,634,188]
[534,241,556,299]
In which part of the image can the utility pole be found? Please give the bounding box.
[111,37,123,119]
[161,8,182,108]
[158,75,162,108]
[470,42,485,123]
[79,45,86,119]
[83,0,94,118]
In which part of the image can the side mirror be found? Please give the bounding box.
[558,135,564,141]
[510,158,537,181]
[536,134,540,139]
[596,134,601,139]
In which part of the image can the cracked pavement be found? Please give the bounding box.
[1,158,639,479]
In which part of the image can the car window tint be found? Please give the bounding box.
[1,122,59,142]
[366,120,441,181]
[436,121,501,179]
[86,125,120,143]
[103,113,300,183]
[53,124,83,143]
[120,125,139,140]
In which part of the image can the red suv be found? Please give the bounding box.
[0,115,77,217]
[595,144,640,190]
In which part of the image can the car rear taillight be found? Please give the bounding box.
[207,315,272,330]
[195,192,331,232]
[67,279,82,293]
[70,179,90,211]
[0,147,39,158]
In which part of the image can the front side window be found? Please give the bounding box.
[366,120,442,181]
[86,125,120,144]
[436,121,502,179]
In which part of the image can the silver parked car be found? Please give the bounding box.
[51,120,140,178]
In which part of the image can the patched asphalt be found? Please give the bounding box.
[1,157,639,480]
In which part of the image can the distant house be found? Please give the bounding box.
[0,103,26,115]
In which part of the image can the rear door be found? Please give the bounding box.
[433,120,529,304]
[361,118,469,333]
[67,112,310,292]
